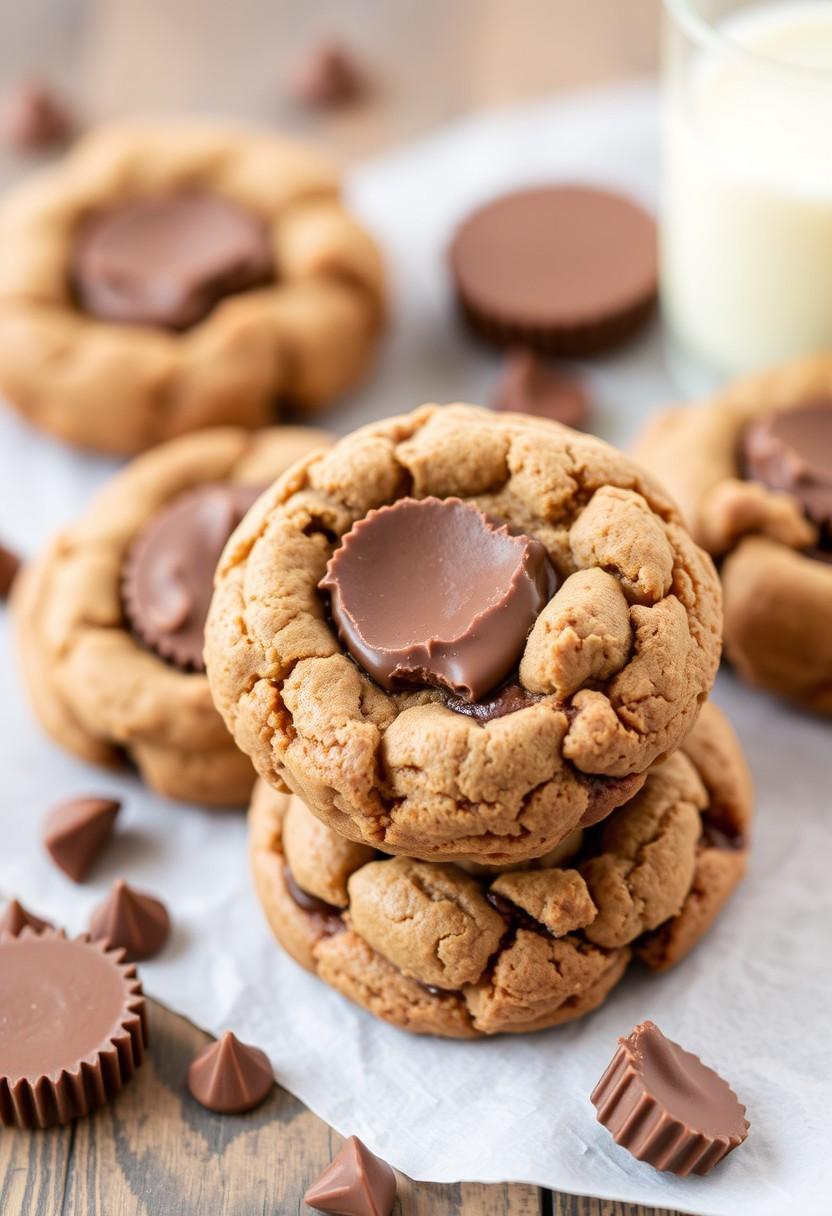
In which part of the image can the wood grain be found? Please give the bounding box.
[0,1000,686,1216]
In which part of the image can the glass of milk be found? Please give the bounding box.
[662,0,832,392]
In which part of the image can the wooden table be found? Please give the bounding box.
[0,2,682,1211]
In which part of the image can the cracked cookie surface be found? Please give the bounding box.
[15,425,331,806]
[634,355,832,713]
[0,120,384,454]
[248,702,750,1037]
[208,404,722,864]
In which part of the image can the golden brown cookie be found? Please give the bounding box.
[15,425,331,806]
[0,120,384,454]
[207,404,722,864]
[634,356,832,713]
[249,703,751,1038]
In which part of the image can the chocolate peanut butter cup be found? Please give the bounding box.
[743,398,832,532]
[591,1020,748,1176]
[450,185,657,355]
[0,928,147,1128]
[319,496,556,702]
[72,192,273,330]
[123,482,261,672]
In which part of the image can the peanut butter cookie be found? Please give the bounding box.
[249,703,751,1037]
[207,404,722,864]
[15,425,331,806]
[0,120,384,454]
[634,356,832,713]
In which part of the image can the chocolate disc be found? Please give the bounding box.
[71,192,273,329]
[450,185,657,355]
[319,497,556,702]
[123,482,261,672]
[0,929,146,1128]
[743,399,832,531]
[591,1020,749,1177]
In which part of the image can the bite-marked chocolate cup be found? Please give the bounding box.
[319,496,556,702]
[591,1020,748,1176]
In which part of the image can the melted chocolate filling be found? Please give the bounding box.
[283,866,344,934]
[442,678,543,723]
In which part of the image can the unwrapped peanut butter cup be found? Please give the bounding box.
[591,1020,748,1176]
[0,928,147,1128]
[122,482,261,672]
[319,496,556,702]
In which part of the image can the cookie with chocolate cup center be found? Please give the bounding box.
[0,120,384,454]
[208,404,721,865]
[634,356,832,713]
[449,185,657,355]
[248,703,751,1038]
[15,425,331,807]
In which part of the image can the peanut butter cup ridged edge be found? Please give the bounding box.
[0,928,147,1129]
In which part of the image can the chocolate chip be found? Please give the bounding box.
[283,865,343,934]
[42,796,121,883]
[187,1031,273,1114]
[88,879,170,962]
[290,41,366,108]
[495,349,590,430]
[0,543,21,599]
[0,899,53,937]
[591,1020,749,1176]
[304,1136,397,1216]
[0,79,73,151]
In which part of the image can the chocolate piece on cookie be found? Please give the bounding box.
[592,1021,749,1176]
[123,482,261,672]
[320,496,556,701]
[207,405,721,865]
[634,356,832,712]
[450,186,657,355]
[15,426,332,805]
[0,929,146,1128]
[742,398,832,532]
[188,1031,273,1114]
[249,704,751,1038]
[0,121,384,454]
[72,193,273,330]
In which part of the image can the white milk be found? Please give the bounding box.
[662,1,832,385]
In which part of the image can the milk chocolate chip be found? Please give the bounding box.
[123,482,261,672]
[188,1031,273,1114]
[743,399,832,532]
[319,497,556,701]
[305,1135,397,1216]
[591,1020,749,1176]
[72,192,273,329]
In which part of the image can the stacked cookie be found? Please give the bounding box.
[205,404,753,1036]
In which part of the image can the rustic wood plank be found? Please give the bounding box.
[0,1000,688,1215]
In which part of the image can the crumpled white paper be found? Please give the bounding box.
[1,83,830,1216]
